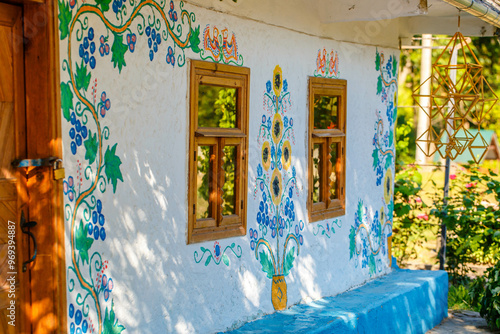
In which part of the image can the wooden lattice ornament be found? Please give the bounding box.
[413,32,498,163]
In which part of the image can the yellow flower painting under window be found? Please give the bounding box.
[384,168,393,204]
[282,141,292,170]
[272,112,283,144]
[273,65,283,97]
[262,141,271,171]
[271,168,283,206]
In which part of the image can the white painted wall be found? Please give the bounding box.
[59,1,397,333]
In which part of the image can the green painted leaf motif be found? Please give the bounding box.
[357,201,364,223]
[111,33,128,73]
[384,154,393,170]
[222,254,230,266]
[84,130,98,165]
[104,144,124,193]
[349,226,356,259]
[75,219,93,265]
[259,250,274,279]
[103,301,126,334]
[282,246,296,277]
[75,61,91,91]
[375,50,381,71]
[60,82,74,122]
[368,254,376,275]
[388,131,394,147]
[377,76,383,95]
[95,0,113,12]
[372,148,379,169]
[190,25,201,54]
[392,56,398,78]
[205,255,211,266]
[58,0,72,40]
[200,247,207,252]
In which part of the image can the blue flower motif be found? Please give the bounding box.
[262,115,266,124]
[262,192,267,203]
[283,79,288,92]
[257,164,263,177]
[284,116,288,128]
[267,118,272,130]
[292,166,296,177]
[288,186,293,198]
[277,148,282,160]
[386,101,394,125]
[376,165,383,186]
[266,80,272,93]
[271,146,276,159]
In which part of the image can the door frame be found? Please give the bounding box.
[3,0,66,332]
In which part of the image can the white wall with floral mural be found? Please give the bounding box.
[58,0,398,333]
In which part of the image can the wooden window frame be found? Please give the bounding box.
[188,60,250,243]
[308,77,346,222]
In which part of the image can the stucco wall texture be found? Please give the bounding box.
[58,1,398,333]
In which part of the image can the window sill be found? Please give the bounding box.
[310,206,345,223]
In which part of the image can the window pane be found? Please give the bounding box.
[312,144,322,203]
[198,85,237,128]
[197,146,214,219]
[329,142,339,201]
[222,146,237,216]
[314,95,338,129]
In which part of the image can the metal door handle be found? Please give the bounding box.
[20,211,37,272]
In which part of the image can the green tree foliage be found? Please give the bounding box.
[430,166,500,279]
[392,166,435,263]
[470,261,500,329]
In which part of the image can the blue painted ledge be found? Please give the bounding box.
[225,268,448,334]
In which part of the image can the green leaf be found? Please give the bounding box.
[368,254,376,275]
[282,246,296,276]
[58,0,72,40]
[349,226,356,259]
[375,50,381,71]
[392,55,398,77]
[84,130,98,165]
[75,219,93,265]
[95,0,113,12]
[222,254,230,266]
[259,250,274,279]
[372,148,379,170]
[103,301,125,334]
[377,76,383,95]
[200,247,207,252]
[204,255,211,266]
[384,154,393,170]
[60,82,74,122]
[111,33,128,73]
[190,25,201,54]
[75,61,91,91]
[104,144,124,193]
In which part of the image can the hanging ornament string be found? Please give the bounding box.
[412,23,498,164]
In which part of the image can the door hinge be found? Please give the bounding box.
[241,200,243,210]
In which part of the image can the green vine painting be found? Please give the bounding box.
[59,0,204,332]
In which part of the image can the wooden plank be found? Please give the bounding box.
[22,1,66,332]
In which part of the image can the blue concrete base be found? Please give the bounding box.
[226,268,448,333]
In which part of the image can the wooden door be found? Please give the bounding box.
[1,1,66,332]
[0,3,29,333]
